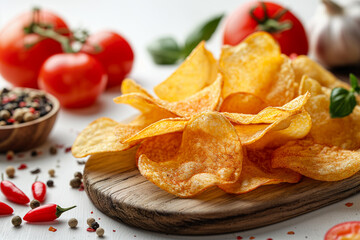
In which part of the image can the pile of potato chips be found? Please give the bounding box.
[72,32,360,198]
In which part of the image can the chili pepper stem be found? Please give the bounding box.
[1,173,4,181]
[56,205,76,218]
[34,176,38,182]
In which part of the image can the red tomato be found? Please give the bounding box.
[325,221,360,240]
[81,31,134,89]
[223,1,308,56]
[38,53,107,108]
[0,9,70,88]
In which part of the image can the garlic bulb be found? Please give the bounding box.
[309,0,360,67]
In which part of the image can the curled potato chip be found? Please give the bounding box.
[154,41,218,102]
[293,55,350,90]
[137,111,243,197]
[272,140,360,181]
[121,78,153,98]
[219,149,301,194]
[220,32,295,106]
[299,76,360,150]
[72,117,132,158]
[222,93,310,125]
[122,118,188,143]
[247,111,312,149]
[220,92,267,114]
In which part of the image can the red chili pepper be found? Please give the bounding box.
[1,174,29,204]
[0,201,13,215]
[23,204,76,222]
[32,177,46,202]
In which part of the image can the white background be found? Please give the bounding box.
[1,0,359,240]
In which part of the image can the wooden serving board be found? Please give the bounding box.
[83,147,360,235]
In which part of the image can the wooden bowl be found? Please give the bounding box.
[0,89,60,153]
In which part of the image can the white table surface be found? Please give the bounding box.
[0,0,358,239]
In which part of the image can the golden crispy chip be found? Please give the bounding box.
[247,111,312,149]
[293,55,350,90]
[122,118,188,143]
[72,117,131,158]
[220,32,295,106]
[154,41,218,102]
[121,78,153,98]
[299,76,360,150]
[222,93,310,125]
[220,92,267,114]
[137,111,243,197]
[272,140,360,181]
[159,74,222,117]
[219,149,301,194]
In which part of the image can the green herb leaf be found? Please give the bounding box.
[183,14,224,58]
[329,87,357,118]
[147,37,182,65]
[350,73,360,93]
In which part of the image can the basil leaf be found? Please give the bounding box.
[183,14,223,58]
[147,37,182,65]
[350,73,360,93]
[329,87,357,118]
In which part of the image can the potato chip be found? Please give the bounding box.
[122,118,188,143]
[220,32,295,106]
[121,78,153,98]
[219,148,301,194]
[154,41,218,102]
[272,140,360,181]
[72,117,132,158]
[137,111,243,197]
[247,111,312,149]
[292,55,350,90]
[221,93,310,125]
[220,92,267,114]
[299,76,360,150]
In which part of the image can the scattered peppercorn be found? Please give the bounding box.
[77,160,86,165]
[96,227,104,237]
[49,146,57,155]
[5,166,15,178]
[74,172,83,179]
[87,217,95,227]
[6,150,14,160]
[91,221,99,230]
[65,146,72,153]
[30,199,41,209]
[46,180,54,187]
[30,168,41,174]
[68,218,78,228]
[70,177,82,188]
[48,169,55,178]
[87,227,96,232]
[11,216,22,227]
[30,150,38,157]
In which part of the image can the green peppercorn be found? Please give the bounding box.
[87,217,95,227]
[74,171,83,179]
[30,199,40,209]
[70,177,82,188]
[96,227,105,237]
[11,216,22,227]
[5,166,15,178]
[68,218,78,228]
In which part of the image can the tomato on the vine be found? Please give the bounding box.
[0,9,70,88]
[38,53,107,108]
[81,31,134,89]
[325,221,360,240]
[223,1,308,56]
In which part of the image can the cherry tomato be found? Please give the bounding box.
[223,1,308,56]
[38,53,107,108]
[81,31,134,89]
[0,9,70,88]
[325,221,360,240]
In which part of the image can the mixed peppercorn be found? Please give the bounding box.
[0,88,53,126]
